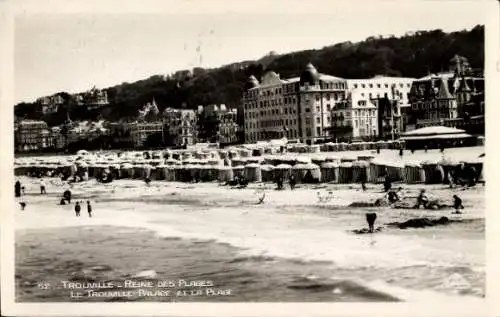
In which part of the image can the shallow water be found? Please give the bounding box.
[14,178,485,302]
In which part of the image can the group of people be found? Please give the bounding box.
[15,178,95,218]
[276,174,296,190]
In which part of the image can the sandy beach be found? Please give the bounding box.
[14,177,485,302]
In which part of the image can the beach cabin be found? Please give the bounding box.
[260,164,275,182]
[320,162,339,183]
[244,163,262,182]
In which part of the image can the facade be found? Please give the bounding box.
[329,90,378,141]
[163,108,197,146]
[130,121,164,148]
[75,87,109,110]
[407,55,484,130]
[346,76,415,139]
[218,108,239,144]
[15,120,49,151]
[197,104,240,144]
[38,94,65,115]
[243,64,349,145]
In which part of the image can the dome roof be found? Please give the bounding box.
[300,63,319,85]
[245,75,260,90]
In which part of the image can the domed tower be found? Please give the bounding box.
[300,63,320,85]
[244,75,260,91]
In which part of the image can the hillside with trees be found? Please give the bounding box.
[14,25,484,126]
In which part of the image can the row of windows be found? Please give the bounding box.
[353,82,411,89]
[411,101,454,110]
[420,111,456,120]
[320,82,347,90]
[247,129,299,141]
[246,118,297,130]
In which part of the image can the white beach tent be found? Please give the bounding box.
[400,126,472,140]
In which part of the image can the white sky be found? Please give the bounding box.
[13,0,492,103]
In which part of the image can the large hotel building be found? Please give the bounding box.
[242,63,416,144]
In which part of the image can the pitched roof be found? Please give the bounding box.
[436,78,453,99]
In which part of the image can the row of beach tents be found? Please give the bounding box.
[15,153,484,185]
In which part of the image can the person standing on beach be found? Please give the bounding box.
[74,202,81,217]
[15,180,21,198]
[289,174,296,190]
[365,213,377,233]
[39,178,47,195]
[87,201,92,218]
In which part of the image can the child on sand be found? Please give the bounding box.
[453,195,464,214]
[365,213,377,233]
[75,202,81,217]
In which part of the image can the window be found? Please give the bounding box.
[316,117,320,124]
[399,83,403,88]
[354,84,358,88]
[327,116,331,123]
[327,104,331,111]
[355,120,358,127]
[377,84,381,88]
[369,84,373,88]
[326,94,331,100]
[316,95,320,101]
[285,108,288,114]
[305,108,310,113]
[361,84,366,88]
[305,118,311,124]
[316,127,321,135]
[306,128,312,137]
[385,84,389,88]
[316,106,320,112]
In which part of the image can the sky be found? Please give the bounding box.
[13,0,492,103]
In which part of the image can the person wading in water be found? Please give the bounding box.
[74,202,81,217]
[366,213,377,233]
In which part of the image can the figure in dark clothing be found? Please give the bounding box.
[366,213,377,233]
[289,175,296,190]
[424,145,428,153]
[276,176,284,190]
[387,190,400,204]
[87,201,92,218]
[75,202,81,217]
[399,148,404,157]
[383,175,392,192]
[15,181,21,198]
[453,195,464,214]
[22,186,25,195]
[376,147,380,154]
[63,189,72,204]
[19,202,26,210]
[59,198,67,205]
[361,181,367,192]
[414,189,429,209]
[145,177,151,187]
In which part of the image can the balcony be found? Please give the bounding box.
[325,125,353,133]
